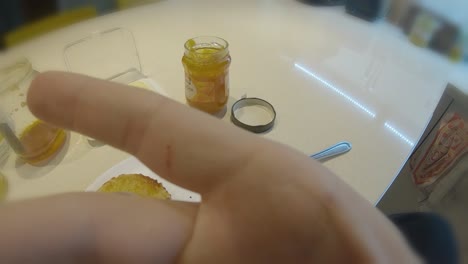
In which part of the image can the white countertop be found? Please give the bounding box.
[1,0,467,204]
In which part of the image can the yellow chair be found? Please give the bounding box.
[5,7,97,48]
[117,0,158,10]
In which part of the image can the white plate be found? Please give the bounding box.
[87,156,201,202]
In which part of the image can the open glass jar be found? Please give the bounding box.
[182,36,231,114]
[0,58,67,165]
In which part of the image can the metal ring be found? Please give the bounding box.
[231,97,276,133]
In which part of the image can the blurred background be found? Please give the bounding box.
[387,0,468,63]
[0,0,467,63]
[0,0,159,49]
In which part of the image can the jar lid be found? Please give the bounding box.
[231,97,276,133]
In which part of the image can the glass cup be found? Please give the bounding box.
[0,58,67,165]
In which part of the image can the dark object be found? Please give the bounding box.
[1,0,57,49]
[429,22,460,56]
[390,213,459,264]
[231,98,276,133]
[346,0,385,21]
[20,0,57,23]
[0,0,23,49]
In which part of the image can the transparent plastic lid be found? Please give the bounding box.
[64,28,142,81]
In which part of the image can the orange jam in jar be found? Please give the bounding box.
[19,120,67,165]
[182,37,231,113]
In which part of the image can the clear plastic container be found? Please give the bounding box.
[64,27,143,82]
[63,28,166,146]
[0,58,67,165]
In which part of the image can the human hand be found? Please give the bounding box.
[0,72,419,263]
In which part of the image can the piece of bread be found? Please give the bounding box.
[98,174,171,200]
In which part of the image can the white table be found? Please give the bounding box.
[1,0,467,203]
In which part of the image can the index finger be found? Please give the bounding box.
[27,72,265,194]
